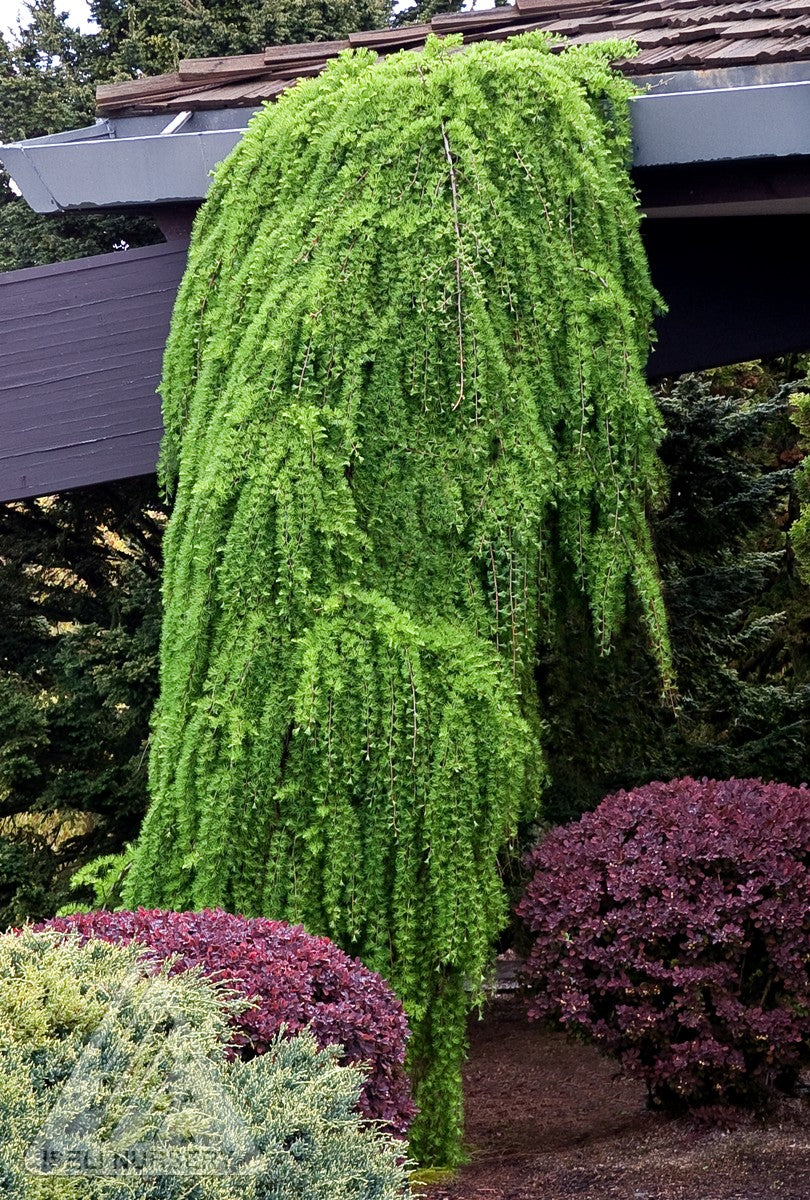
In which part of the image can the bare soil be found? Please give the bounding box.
[419,998,810,1200]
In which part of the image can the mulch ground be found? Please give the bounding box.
[418,998,810,1200]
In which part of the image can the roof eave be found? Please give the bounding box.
[633,75,810,167]
[5,71,810,216]
[0,111,253,213]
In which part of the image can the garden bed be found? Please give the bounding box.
[420,997,810,1200]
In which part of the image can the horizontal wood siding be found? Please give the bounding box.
[0,242,186,502]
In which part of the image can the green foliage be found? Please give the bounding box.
[0,930,408,1199]
[89,0,389,77]
[0,834,56,929]
[392,0,509,30]
[0,13,160,874]
[393,0,463,28]
[123,35,666,1164]
[0,927,234,1055]
[654,371,810,779]
[0,0,400,932]
[0,928,234,1198]
[0,1,95,136]
[0,0,399,926]
[0,483,165,925]
[791,389,810,580]
[56,846,135,915]
[222,1037,409,1200]
[539,367,810,825]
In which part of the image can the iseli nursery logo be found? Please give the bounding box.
[26,971,261,1177]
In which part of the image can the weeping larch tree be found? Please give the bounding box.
[124,33,670,1164]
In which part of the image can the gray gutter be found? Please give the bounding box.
[0,110,254,213]
[632,75,810,168]
[3,66,810,212]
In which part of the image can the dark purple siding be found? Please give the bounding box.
[0,241,186,503]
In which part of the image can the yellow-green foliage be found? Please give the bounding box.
[791,391,810,578]
[0,930,236,1200]
[0,931,408,1199]
[124,34,669,1163]
[0,930,151,1049]
[223,1036,409,1199]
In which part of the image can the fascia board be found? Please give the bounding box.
[632,77,810,167]
[0,147,62,212]
[0,121,116,213]
[9,121,113,147]
[0,127,245,212]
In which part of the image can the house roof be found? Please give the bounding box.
[7,0,810,216]
[6,2,810,502]
[96,0,810,117]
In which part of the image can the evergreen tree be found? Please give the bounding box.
[791,389,810,578]
[656,371,810,780]
[393,0,464,28]
[394,0,509,30]
[0,483,165,927]
[89,0,390,77]
[0,3,161,928]
[539,367,810,825]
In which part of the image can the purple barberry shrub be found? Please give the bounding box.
[38,907,415,1135]
[518,777,810,1111]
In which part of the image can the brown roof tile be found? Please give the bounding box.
[95,0,810,116]
[182,79,294,107]
[348,23,433,46]
[699,32,789,55]
[264,38,349,62]
[178,53,267,81]
[431,7,526,30]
